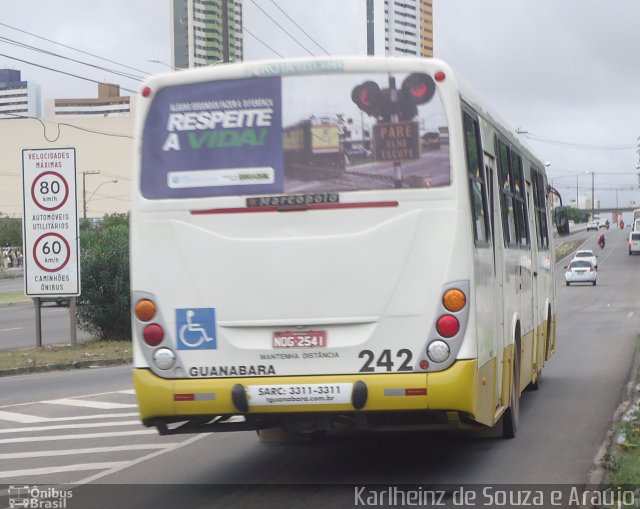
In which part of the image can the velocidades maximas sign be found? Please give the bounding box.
[140,76,283,199]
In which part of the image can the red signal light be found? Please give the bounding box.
[434,71,446,82]
[351,81,383,116]
[142,86,152,98]
[401,73,436,105]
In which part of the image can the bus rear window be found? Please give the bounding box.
[140,72,450,199]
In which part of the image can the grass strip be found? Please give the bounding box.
[0,340,132,375]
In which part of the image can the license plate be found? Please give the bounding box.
[272,330,327,348]
[247,383,353,406]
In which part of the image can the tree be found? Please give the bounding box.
[0,216,23,249]
[76,213,130,340]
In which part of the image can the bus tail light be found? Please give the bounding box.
[443,289,466,312]
[427,341,450,363]
[135,299,156,322]
[418,281,470,372]
[143,324,164,346]
[153,348,175,370]
[436,315,460,338]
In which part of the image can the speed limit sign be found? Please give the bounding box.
[22,148,80,296]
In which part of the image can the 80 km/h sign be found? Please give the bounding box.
[22,148,80,296]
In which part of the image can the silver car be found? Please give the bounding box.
[565,259,597,286]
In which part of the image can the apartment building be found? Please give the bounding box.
[45,83,134,118]
[172,0,243,68]
[364,0,434,57]
[0,69,41,118]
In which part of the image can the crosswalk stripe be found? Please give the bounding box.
[0,430,156,444]
[0,412,138,424]
[0,462,130,479]
[0,444,176,460]
[42,398,137,409]
[0,411,47,424]
[0,420,141,434]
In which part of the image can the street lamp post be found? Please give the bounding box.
[84,179,118,219]
[82,171,100,220]
[586,170,595,219]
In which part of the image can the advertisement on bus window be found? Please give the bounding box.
[140,72,450,199]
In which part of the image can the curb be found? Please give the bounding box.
[0,299,32,308]
[0,358,132,378]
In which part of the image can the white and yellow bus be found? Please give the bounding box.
[131,56,556,439]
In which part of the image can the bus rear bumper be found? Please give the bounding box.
[133,359,487,433]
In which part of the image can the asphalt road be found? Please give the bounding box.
[0,227,639,509]
[0,277,93,350]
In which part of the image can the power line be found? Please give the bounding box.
[517,130,635,151]
[0,112,133,142]
[0,36,145,82]
[249,0,316,56]
[0,21,152,76]
[267,0,331,56]
[0,53,137,94]
[242,26,285,58]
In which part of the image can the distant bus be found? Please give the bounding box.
[131,56,557,440]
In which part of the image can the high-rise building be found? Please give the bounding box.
[172,0,243,69]
[364,0,434,57]
[0,69,41,119]
[45,83,134,118]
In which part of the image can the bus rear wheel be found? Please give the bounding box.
[502,349,520,439]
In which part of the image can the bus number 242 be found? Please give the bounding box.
[358,349,413,372]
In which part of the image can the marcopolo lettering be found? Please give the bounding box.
[246,193,339,208]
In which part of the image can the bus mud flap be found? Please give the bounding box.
[232,384,249,413]
[352,380,368,409]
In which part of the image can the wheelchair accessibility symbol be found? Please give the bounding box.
[176,308,217,350]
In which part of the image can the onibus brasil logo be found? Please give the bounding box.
[8,485,73,508]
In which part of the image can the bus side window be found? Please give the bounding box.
[463,112,490,244]
[531,169,549,249]
[496,137,517,247]
[510,151,530,247]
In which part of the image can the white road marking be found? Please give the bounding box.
[0,410,48,424]
[0,411,138,423]
[0,430,156,444]
[0,420,141,434]
[0,444,176,460]
[76,433,208,485]
[0,327,22,332]
[0,462,130,479]
[628,312,634,319]
[117,389,135,394]
[42,398,137,409]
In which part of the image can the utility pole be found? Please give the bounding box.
[591,171,595,219]
[222,0,230,63]
[82,170,100,220]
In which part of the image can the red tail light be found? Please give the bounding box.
[143,324,164,346]
[436,315,460,338]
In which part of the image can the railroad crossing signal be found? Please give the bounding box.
[351,73,436,121]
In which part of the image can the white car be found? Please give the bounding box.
[630,232,640,255]
[571,249,598,270]
[586,221,598,231]
[565,259,597,286]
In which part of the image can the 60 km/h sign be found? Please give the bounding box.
[22,148,80,297]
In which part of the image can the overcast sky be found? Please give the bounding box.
[2,0,639,208]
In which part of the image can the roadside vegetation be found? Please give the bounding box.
[602,336,640,485]
[77,213,131,340]
[0,340,131,376]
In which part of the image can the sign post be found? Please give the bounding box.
[22,148,81,346]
